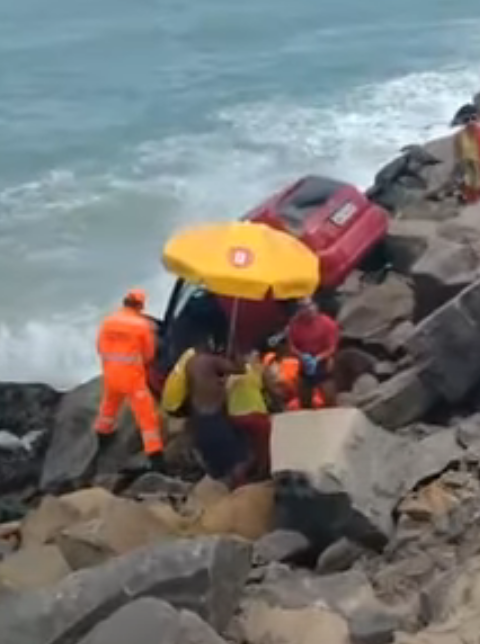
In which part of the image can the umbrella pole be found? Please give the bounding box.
[227,298,239,358]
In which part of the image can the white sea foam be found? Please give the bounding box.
[1,66,478,387]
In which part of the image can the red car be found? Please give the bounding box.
[160,175,388,369]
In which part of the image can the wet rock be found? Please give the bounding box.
[0,536,251,644]
[39,379,101,493]
[367,144,444,213]
[253,530,312,566]
[0,383,60,493]
[40,378,141,494]
[126,472,192,502]
[374,362,397,379]
[439,201,480,244]
[350,609,402,644]
[316,537,366,575]
[403,430,464,492]
[248,566,404,642]
[397,470,479,529]
[385,220,437,273]
[272,410,464,549]
[60,487,116,520]
[57,497,172,570]
[0,383,61,438]
[90,472,126,494]
[399,200,460,223]
[21,495,80,547]
[0,544,70,591]
[238,600,350,644]
[425,554,480,622]
[407,278,480,403]
[334,348,380,394]
[198,482,274,541]
[78,598,227,644]
[272,409,407,545]
[386,321,415,355]
[190,476,230,509]
[338,274,414,348]
[456,412,480,448]
[353,374,381,398]
[411,236,480,320]
[145,501,193,534]
[358,367,437,431]
[0,520,21,541]
[0,538,15,560]
[247,565,370,611]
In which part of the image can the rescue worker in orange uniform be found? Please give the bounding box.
[94,288,164,470]
[262,334,325,412]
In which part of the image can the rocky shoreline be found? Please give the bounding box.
[3,129,480,643]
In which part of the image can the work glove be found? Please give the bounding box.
[301,353,318,377]
[149,451,166,473]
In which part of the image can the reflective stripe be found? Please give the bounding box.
[143,429,160,438]
[101,353,142,364]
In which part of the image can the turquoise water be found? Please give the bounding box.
[1,0,479,386]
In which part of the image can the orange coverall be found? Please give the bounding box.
[263,353,325,411]
[94,306,163,455]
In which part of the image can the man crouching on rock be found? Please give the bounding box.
[185,342,253,489]
[287,297,339,407]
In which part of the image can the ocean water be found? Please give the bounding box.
[1,0,479,388]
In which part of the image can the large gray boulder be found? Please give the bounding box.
[357,366,438,430]
[407,277,480,402]
[386,206,480,320]
[271,410,464,548]
[385,219,437,274]
[245,566,405,644]
[78,598,227,644]
[253,530,312,566]
[337,274,414,350]
[238,600,350,644]
[0,383,61,493]
[271,409,405,546]
[0,383,61,437]
[40,378,140,493]
[367,136,456,215]
[410,235,480,319]
[0,536,251,644]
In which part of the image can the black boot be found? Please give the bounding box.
[85,433,115,484]
[149,450,166,473]
[97,433,115,451]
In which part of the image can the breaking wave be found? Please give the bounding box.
[1,65,478,388]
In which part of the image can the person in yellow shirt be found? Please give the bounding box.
[226,352,272,479]
[454,109,480,204]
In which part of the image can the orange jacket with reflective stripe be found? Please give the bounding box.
[97,307,156,387]
[263,352,300,399]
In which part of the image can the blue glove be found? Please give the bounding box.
[301,353,317,376]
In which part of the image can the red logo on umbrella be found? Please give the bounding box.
[229,246,254,268]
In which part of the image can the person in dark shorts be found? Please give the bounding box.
[185,347,251,487]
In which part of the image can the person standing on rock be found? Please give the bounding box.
[185,343,252,488]
[94,288,165,471]
[453,106,480,204]
[287,297,339,407]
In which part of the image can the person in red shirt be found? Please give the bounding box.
[287,297,339,406]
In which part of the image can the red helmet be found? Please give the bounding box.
[125,288,146,308]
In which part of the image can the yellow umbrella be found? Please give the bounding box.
[162,221,319,300]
